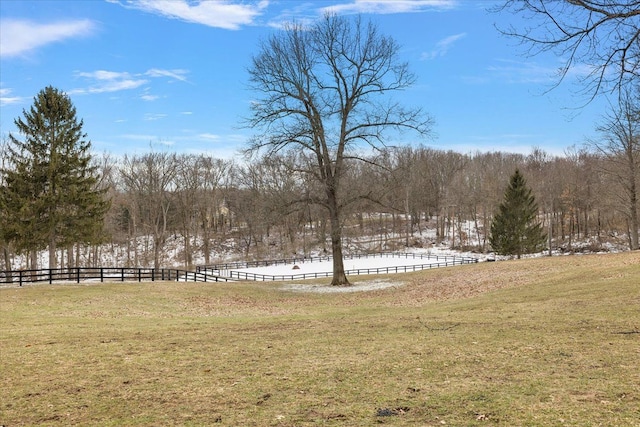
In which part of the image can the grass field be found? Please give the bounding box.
[1,252,639,426]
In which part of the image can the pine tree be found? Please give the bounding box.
[0,86,110,268]
[490,169,546,258]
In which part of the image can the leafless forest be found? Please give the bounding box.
[5,142,635,271]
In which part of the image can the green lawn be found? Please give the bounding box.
[1,252,639,426]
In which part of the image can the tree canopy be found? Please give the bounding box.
[490,169,546,258]
[246,14,433,285]
[0,86,110,268]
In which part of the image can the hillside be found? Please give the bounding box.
[1,252,638,426]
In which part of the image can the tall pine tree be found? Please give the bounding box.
[490,169,546,258]
[0,86,110,268]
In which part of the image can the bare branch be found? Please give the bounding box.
[495,0,640,101]
[245,14,433,285]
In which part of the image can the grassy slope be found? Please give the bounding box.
[1,252,638,426]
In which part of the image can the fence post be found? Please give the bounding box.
[77,267,80,283]
[101,268,104,282]
[19,270,23,287]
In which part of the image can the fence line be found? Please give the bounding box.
[198,252,473,272]
[1,253,478,286]
[200,253,478,281]
[196,255,334,272]
[0,267,232,287]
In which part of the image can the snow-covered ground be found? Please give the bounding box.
[281,278,404,293]
[210,252,476,281]
[210,253,473,293]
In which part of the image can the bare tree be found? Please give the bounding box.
[197,156,231,265]
[246,14,433,285]
[174,154,202,269]
[119,152,178,268]
[497,0,640,100]
[227,160,273,258]
[588,88,640,249]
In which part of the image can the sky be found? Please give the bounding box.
[0,0,611,159]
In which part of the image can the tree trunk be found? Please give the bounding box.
[203,231,211,265]
[629,176,639,250]
[327,188,349,286]
[183,230,192,269]
[2,242,12,282]
[49,235,57,269]
[30,250,37,270]
[329,217,349,286]
[67,245,75,269]
[153,234,162,269]
[630,208,639,250]
[548,211,553,256]
[405,187,411,247]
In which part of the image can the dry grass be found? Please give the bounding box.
[1,252,639,426]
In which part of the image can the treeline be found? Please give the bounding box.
[3,143,634,271]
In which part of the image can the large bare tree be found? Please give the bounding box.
[246,14,433,285]
[497,0,640,100]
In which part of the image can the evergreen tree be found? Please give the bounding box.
[0,86,110,268]
[490,169,546,258]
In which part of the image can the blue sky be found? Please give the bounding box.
[1,0,609,158]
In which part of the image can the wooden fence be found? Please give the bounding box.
[1,253,478,286]
[199,252,478,281]
[0,267,231,287]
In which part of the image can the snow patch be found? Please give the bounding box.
[281,279,403,293]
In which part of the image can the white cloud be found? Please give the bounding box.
[70,70,148,95]
[70,68,188,95]
[115,0,269,30]
[0,19,95,58]
[143,113,168,121]
[321,0,457,15]
[78,70,127,81]
[140,87,160,101]
[421,32,466,60]
[198,133,221,141]
[0,88,25,106]
[145,68,189,82]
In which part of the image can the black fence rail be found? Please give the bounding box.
[0,267,232,287]
[197,254,334,272]
[199,252,478,281]
[198,252,474,272]
[1,253,478,286]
